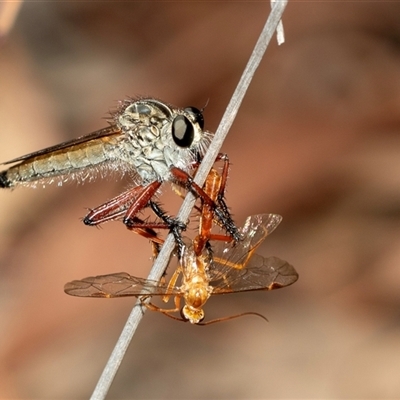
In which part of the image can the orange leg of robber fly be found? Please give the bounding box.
[170,164,241,244]
[193,155,234,255]
[194,169,222,255]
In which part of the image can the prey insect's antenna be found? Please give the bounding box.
[196,312,269,326]
[91,2,289,399]
[152,310,269,326]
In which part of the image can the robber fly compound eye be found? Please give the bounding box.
[171,115,195,148]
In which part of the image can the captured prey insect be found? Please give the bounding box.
[0,97,240,244]
[64,214,299,325]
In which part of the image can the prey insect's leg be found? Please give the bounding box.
[140,297,185,322]
[162,266,182,303]
[138,269,183,320]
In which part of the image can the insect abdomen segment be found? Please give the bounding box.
[0,137,121,188]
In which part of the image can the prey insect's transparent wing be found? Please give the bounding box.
[208,214,298,293]
[210,255,298,294]
[211,214,282,269]
[64,272,181,298]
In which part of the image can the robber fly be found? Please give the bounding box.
[0,97,240,244]
[64,214,299,325]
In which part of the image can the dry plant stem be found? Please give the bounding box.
[90,2,288,399]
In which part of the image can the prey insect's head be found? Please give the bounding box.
[181,305,206,324]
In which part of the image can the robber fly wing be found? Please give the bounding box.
[64,272,180,298]
[211,255,298,294]
[1,125,122,165]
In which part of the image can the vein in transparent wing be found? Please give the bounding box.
[64,272,180,298]
[208,214,298,293]
[241,213,282,238]
[210,213,282,270]
[211,256,298,294]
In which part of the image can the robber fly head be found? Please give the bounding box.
[115,98,212,183]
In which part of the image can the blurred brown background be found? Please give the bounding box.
[1,1,400,398]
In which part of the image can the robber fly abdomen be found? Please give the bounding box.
[0,132,123,188]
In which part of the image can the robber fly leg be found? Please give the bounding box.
[123,181,162,227]
[170,167,242,242]
[149,200,186,254]
[214,153,232,218]
[83,185,149,226]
